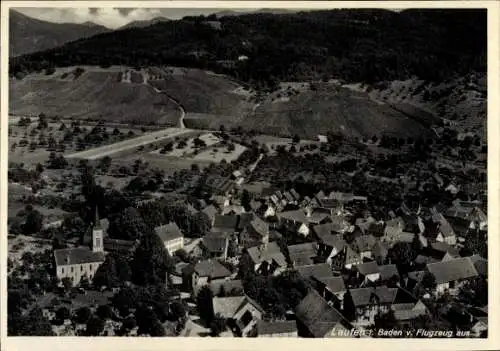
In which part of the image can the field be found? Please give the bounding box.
[192,143,247,163]
[9,66,181,125]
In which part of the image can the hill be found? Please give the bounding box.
[9,66,181,125]
[10,9,486,85]
[9,10,110,57]
[119,17,171,30]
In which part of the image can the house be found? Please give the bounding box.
[154,222,184,255]
[344,286,399,326]
[352,235,377,259]
[426,241,460,260]
[168,262,189,289]
[102,238,138,255]
[379,264,400,283]
[202,205,219,223]
[295,290,353,338]
[240,215,269,248]
[283,191,296,205]
[404,215,425,234]
[391,300,429,326]
[212,295,265,336]
[212,214,239,232]
[246,242,287,276]
[445,202,487,230]
[344,246,363,269]
[354,261,381,284]
[54,216,106,286]
[205,176,235,196]
[262,204,276,218]
[223,205,246,216]
[316,198,343,215]
[426,257,479,296]
[277,210,310,237]
[428,210,457,245]
[315,231,346,265]
[290,188,301,202]
[288,242,318,267]
[182,259,232,294]
[296,263,333,282]
[257,320,298,337]
[312,276,347,307]
[201,232,230,261]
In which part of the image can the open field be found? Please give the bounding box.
[113,152,212,176]
[9,66,181,125]
[192,143,247,163]
[66,127,194,160]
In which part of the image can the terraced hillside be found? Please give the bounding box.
[147,67,253,117]
[184,82,435,139]
[9,67,181,125]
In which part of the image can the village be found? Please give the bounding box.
[7,121,488,338]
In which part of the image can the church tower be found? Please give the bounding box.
[92,206,104,252]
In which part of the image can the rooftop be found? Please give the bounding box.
[54,247,105,266]
[154,222,183,242]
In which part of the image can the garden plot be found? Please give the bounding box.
[192,143,247,163]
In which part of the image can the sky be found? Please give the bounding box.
[13,8,257,29]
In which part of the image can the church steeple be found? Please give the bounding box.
[92,205,104,252]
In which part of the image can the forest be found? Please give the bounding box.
[10,9,486,87]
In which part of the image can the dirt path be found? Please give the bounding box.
[142,70,186,129]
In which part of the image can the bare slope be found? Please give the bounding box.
[9,67,181,125]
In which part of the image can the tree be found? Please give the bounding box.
[292,134,300,144]
[241,189,252,212]
[9,306,54,336]
[96,305,114,320]
[131,229,174,286]
[93,254,132,289]
[112,286,139,317]
[99,156,112,173]
[86,315,105,336]
[210,313,227,336]
[108,207,149,241]
[458,276,487,307]
[420,271,437,292]
[54,306,71,325]
[373,310,399,336]
[73,306,92,324]
[135,305,165,336]
[196,285,214,325]
[122,316,137,331]
[23,209,44,234]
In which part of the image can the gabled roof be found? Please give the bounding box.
[247,242,287,267]
[317,198,342,209]
[379,264,400,281]
[356,261,380,276]
[202,232,230,253]
[288,242,317,266]
[295,290,351,337]
[54,247,105,266]
[213,296,246,318]
[308,211,330,224]
[290,189,301,201]
[202,204,219,221]
[427,257,479,284]
[469,255,488,276]
[349,286,398,307]
[353,235,377,252]
[385,216,405,229]
[154,222,183,242]
[257,320,297,336]
[249,216,269,237]
[296,263,333,280]
[283,191,295,203]
[277,209,309,224]
[186,259,232,279]
[429,241,460,257]
[345,246,361,265]
[213,214,239,231]
[315,276,346,294]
